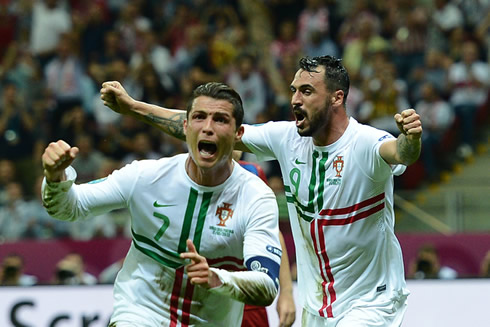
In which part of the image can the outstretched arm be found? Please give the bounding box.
[100,81,187,141]
[380,109,423,166]
[100,81,252,151]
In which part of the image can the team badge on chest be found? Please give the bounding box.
[327,155,344,186]
[333,155,344,177]
[210,202,235,237]
[216,202,234,226]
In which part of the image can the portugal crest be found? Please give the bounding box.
[216,203,234,227]
[333,155,344,177]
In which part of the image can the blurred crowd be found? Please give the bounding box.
[2,247,490,286]
[0,0,489,243]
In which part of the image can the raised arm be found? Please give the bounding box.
[379,109,423,166]
[100,81,187,141]
[100,81,252,152]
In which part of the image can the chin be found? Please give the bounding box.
[297,127,313,137]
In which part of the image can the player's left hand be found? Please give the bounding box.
[276,288,296,327]
[181,239,222,288]
[394,109,423,142]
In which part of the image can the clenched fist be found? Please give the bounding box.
[42,140,79,182]
[394,109,423,142]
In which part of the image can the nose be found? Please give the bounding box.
[291,90,302,107]
[202,117,214,135]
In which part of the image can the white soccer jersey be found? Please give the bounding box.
[242,118,409,321]
[42,154,281,327]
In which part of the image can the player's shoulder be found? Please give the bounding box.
[123,154,185,177]
[246,120,297,136]
[352,119,396,145]
[233,164,274,196]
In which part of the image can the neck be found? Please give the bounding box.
[185,157,234,187]
[313,108,350,146]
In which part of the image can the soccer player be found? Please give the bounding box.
[100,55,423,326]
[42,82,283,326]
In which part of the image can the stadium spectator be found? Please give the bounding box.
[407,48,451,104]
[121,132,161,165]
[205,4,242,72]
[480,250,490,278]
[113,1,151,56]
[448,39,489,158]
[70,133,107,183]
[414,82,454,180]
[0,2,17,58]
[225,53,268,124]
[29,0,72,68]
[0,182,30,241]
[91,58,140,135]
[74,2,111,67]
[304,27,339,60]
[342,12,390,81]
[22,175,69,239]
[297,0,329,48]
[270,20,302,68]
[0,81,35,162]
[57,105,98,146]
[428,0,464,52]
[358,59,410,135]
[387,1,429,79]
[52,253,97,285]
[409,243,458,280]
[129,29,175,93]
[44,32,85,111]
[0,159,16,207]
[0,253,37,286]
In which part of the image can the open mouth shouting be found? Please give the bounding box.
[198,140,218,159]
[293,107,307,128]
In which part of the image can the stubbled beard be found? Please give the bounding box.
[296,102,331,137]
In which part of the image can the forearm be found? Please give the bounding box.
[42,167,78,221]
[396,134,421,165]
[42,166,125,221]
[131,101,186,141]
[278,232,293,294]
[208,268,278,306]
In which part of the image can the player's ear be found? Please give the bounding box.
[332,90,344,106]
[235,125,244,143]
[183,119,188,136]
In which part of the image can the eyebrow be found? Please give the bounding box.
[290,83,314,91]
[191,109,232,117]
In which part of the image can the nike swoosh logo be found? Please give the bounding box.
[295,158,306,165]
[153,201,176,208]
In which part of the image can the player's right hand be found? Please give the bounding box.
[181,239,222,288]
[42,140,79,182]
[100,81,135,115]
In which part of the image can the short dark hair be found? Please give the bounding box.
[186,82,244,128]
[299,55,350,104]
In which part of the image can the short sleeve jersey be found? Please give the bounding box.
[241,118,409,319]
[43,154,281,327]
